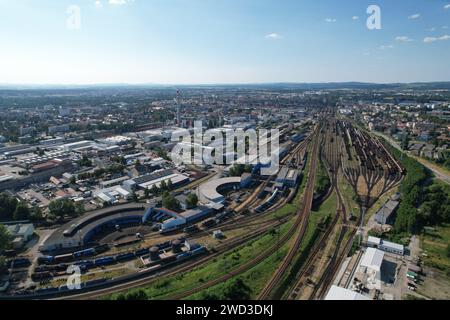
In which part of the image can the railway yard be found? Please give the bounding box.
[0,111,408,301]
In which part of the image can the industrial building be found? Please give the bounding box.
[40,203,150,252]
[325,285,370,300]
[131,169,190,190]
[275,166,299,188]
[4,223,34,249]
[358,248,385,290]
[367,236,404,256]
[145,205,218,232]
[0,159,75,191]
[198,175,251,204]
[374,199,399,225]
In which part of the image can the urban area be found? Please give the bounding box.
[0,83,449,300]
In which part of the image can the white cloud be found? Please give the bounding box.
[395,36,413,42]
[95,1,103,8]
[443,26,449,29]
[408,13,421,20]
[352,16,359,20]
[109,0,133,5]
[423,35,450,43]
[379,45,394,50]
[265,33,282,40]
[325,18,337,23]
[444,4,450,10]
[426,27,436,32]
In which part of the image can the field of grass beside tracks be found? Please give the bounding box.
[109,218,294,300]
[186,235,294,299]
[269,191,337,299]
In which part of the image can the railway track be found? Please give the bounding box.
[53,213,292,300]
[286,119,343,299]
[285,114,403,300]
[256,127,320,300]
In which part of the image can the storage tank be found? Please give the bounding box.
[172,239,182,253]
[149,246,160,261]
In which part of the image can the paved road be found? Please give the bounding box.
[371,131,450,185]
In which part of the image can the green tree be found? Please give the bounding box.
[13,202,30,220]
[186,193,199,209]
[0,255,6,272]
[48,199,77,221]
[0,225,11,251]
[78,154,92,167]
[162,192,181,212]
[30,207,44,222]
[0,193,18,220]
[222,278,252,300]
[150,185,160,196]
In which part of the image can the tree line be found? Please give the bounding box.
[384,142,450,234]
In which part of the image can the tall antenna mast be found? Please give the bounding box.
[176,89,181,126]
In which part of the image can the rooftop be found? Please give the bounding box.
[360,248,384,272]
[198,176,241,203]
[325,285,370,300]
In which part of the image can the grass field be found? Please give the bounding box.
[420,223,450,275]
[109,218,294,300]
[186,234,294,299]
[269,191,336,299]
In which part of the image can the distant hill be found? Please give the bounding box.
[1,82,450,91]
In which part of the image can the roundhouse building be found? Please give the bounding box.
[198,176,248,204]
[40,203,150,253]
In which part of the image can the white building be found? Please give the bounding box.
[367,236,404,256]
[325,285,370,300]
[359,248,384,289]
[5,223,34,249]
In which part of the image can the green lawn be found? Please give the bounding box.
[421,223,450,275]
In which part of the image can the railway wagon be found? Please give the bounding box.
[176,252,192,260]
[94,244,110,254]
[37,256,55,265]
[94,256,115,267]
[83,278,109,288]
[134,248,150,257]
[115,252,135,262]
[31,271,53,281]
[7,257,30,268]
[73,248,96,259]
[35,263,69,273]
[75,260,95,269]
[53,253,73,264]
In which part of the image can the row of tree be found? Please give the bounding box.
[47,199,85,222]
[386,143,450,234]
[0,193,36,221]
[229,164,252,177]
[77,163,125,181]
[112,278,251,300]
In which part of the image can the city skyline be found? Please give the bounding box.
[1,0,450,84]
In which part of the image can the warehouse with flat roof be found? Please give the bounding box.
[325,285,370,300]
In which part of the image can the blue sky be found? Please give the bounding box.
[0,0,449,84]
